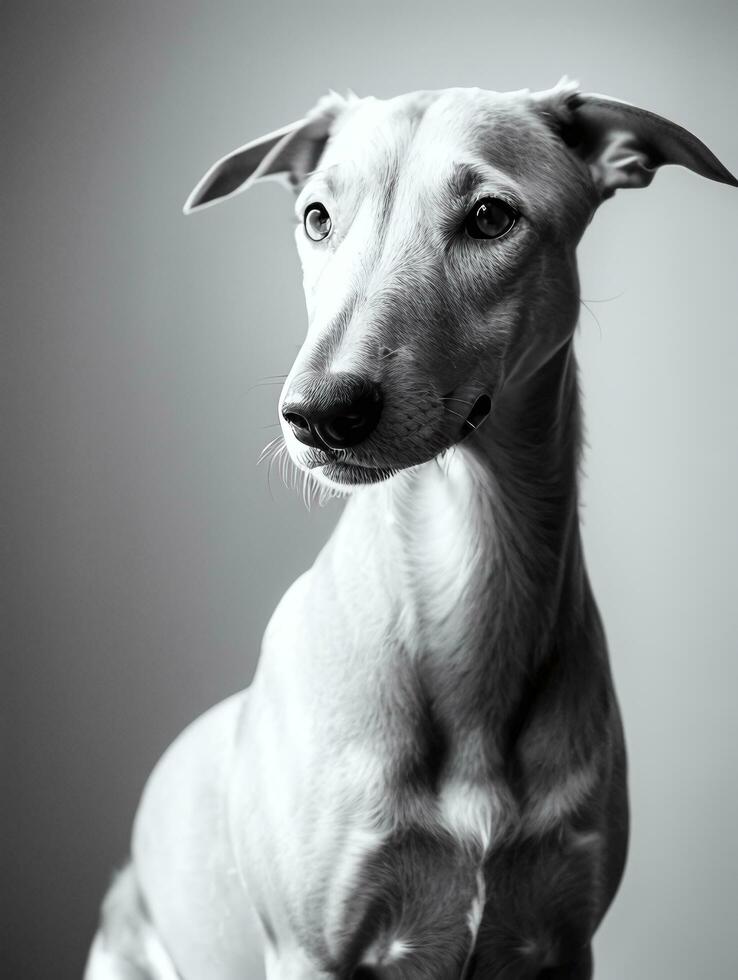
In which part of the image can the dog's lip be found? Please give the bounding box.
[301,448,387,472]
[300,447,338,469]
[319,459,395,485]
[300,448,393,484]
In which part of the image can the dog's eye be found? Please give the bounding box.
[465,197,518,240]
[304,202,332,242]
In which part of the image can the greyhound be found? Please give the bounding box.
[85,80,736,980]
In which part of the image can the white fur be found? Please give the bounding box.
[438,779,499,852]
[87,78,736,978]
[84,926,180,980]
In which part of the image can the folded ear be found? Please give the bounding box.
[183,91,356,214]
[534,78,737,200]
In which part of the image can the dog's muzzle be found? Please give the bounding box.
[282,372,383,451]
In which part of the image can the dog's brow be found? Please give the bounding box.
[296,163,360,217]
[447,163,519,204]
[305,162,342,183]
[449,164,489,199]
[304,162,361,194]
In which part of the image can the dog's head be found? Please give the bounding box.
[186,81,735,492]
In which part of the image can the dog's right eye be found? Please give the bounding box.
[304,202,332,242]
[465,197,518,240]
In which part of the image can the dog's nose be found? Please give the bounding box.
[282,373,383,450]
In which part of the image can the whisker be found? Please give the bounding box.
[265,445,280,500]
[248,380,288,393]
[257,435,285,466]
[580,292,625,304]
[441,395,476,408]
[280,445,295,490]
[579,299,602,338]
[443,405,479,430]
[302,470,311,510]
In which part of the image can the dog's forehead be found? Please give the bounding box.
[320,88,586,218]
[414,87,543,157]
[319,92,436,177]
[329,88,538,156]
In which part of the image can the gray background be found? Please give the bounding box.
[4,1,738,977]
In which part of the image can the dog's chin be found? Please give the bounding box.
[312,460,398,490]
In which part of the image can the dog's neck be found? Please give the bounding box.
[335,338,588,740]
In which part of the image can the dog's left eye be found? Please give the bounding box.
[304,202,332,242]
[465,197,518,240]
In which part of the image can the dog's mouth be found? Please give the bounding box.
[297,445,395,486]
[294,391,493,488]
[319,460,398,485]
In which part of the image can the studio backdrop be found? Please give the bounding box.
[4,1,738,978]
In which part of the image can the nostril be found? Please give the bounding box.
[282,408,320,447]
[319,412,364,446]
[313,386,383,450]
[283,410,310,434]
[282,376,382,451]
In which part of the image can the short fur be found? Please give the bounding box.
[86,81,736,979]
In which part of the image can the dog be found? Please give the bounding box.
[85,80,736,979]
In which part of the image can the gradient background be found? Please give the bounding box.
[4,1,738,977]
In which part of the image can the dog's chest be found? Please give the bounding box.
[230,457,526,963]
[233,636,513,967]
[232,727,503,971]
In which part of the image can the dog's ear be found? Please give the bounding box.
[183,91,356,214]
[534,78,737,200]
